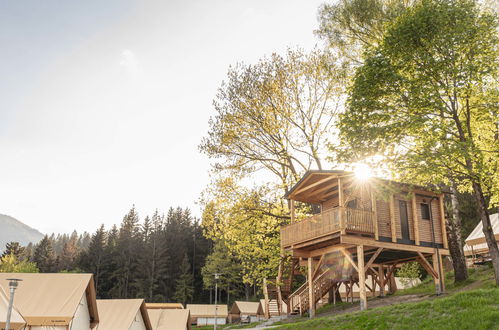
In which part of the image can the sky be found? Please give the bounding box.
[0,0,326,234]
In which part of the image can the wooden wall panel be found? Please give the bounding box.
[376,200,392,237]
[322,195,339,211]
[415,195,443,244]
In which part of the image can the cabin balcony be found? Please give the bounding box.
[280,207,375,250]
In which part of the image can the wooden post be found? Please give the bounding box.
[389,195,397,242]
[307,257,315,318]
[439,195,448,249]
[357,245,367,310]
[378,265,385,297]
[263,278,270,319]
[290,199,295,223]
[338,178,345,234]
[412,195,420,245]
[431,254,442,295]
[371,187,378,240]
[432,253,445,294]
[439,253,446,292]
[276,261,283,316]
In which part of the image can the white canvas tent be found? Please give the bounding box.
[229,301,263,323]
[147,309,191,330]
[185,304,227,326]
[97,299,152,330]
[0,273,99,330]
[0,286,25,330]
[464,213,499,258]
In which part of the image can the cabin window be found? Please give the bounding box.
[420,203,431,220]
[311,204,321,214]
[347,199,358,209]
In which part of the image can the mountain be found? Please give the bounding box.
[0,214,44,252]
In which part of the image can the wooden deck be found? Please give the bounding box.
[281,207,375,249]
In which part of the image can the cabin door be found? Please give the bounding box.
[399,200,410,241]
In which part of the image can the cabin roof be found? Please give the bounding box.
[285,170,444,204]
[0,273,99,327]
[465,213,499,248]
[229,301,263,315]
[148,309,190,330]
[97,299,153,330]
[0,287,25,330]
[186,304,228,317]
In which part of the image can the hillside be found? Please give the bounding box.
[271,266,499,330]
[0,214,44,251]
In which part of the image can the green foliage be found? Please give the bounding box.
[340,0,498,200]
[201,241,245,303]
[396,261,422,286]
[0,254,39,273]
[173,254,194,305]
[316,0,413,62]
[201,179,284,284]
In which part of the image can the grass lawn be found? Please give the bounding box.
[276,288,499,329]
[275,265,499,329]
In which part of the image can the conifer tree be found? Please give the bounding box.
[33,235,56,273]
[173,254,194,305]
[110,207,140,298]
[79,225,107,294]
[1,242,25,259]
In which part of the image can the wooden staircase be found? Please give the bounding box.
[288,269,337,315]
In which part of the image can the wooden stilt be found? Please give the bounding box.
[432,253,445,294]
[378,265,385,297]
[333,283,337,305]
[350,278,354,302]
[263,278,270,319]
[357,245,367,310]
[308,257,315,318]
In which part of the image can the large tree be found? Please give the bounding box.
[319,0,473,282]
[200,48,345,284]
[340,0,499,283]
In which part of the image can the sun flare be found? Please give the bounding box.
[353,163,373,181]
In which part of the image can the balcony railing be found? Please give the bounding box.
[280,207,374,249]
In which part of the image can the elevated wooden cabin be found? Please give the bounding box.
[268,170,449,316]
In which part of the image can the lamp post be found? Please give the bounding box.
[5,278,22,330]
[213,273,221,330]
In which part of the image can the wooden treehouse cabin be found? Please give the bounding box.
[263,170,449,317]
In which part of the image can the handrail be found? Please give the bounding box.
[281,207,375,248]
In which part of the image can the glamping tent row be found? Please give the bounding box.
[0,273,190,330]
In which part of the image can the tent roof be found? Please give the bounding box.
[97,299,152,330]
[0,286,26,330]
[229,301,263,315]
[146,302,184,309]
[148,309,190,330]
[186,304,228,317]
[0,273,99,326]
[464,213,499,247]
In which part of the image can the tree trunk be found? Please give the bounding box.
[472,182,499,285]
[447,184,468,282]
[245,283,250,301]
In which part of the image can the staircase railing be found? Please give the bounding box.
[288,269,335,314]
